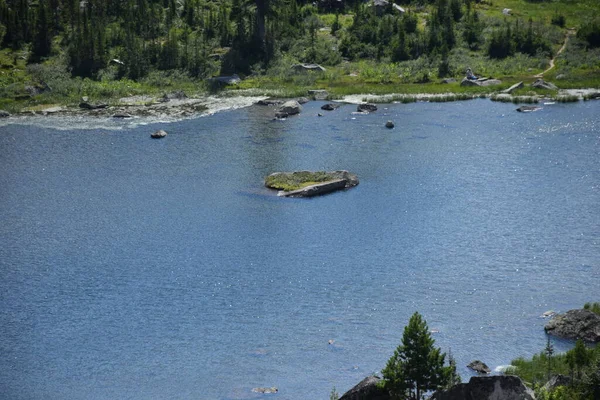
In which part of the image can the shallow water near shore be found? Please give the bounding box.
[1,99,599,400]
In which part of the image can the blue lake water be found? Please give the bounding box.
[1,99,599,400]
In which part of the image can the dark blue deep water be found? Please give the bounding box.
[1,99,599,400]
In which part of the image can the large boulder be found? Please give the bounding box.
[544,309,600,342]
[532,79,558,90]
[479,79,502,86]
[339,376,390,400]
[468,360,491,374]
[460,78,481,87]
[276,100,302,118]
[432,376,535,400]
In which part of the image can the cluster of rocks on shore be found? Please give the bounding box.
[334,306,600,400]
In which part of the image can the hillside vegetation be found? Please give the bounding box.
[1,0,599,110]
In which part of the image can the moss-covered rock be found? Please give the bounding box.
[265,170,359,196]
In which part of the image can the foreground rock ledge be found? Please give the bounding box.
[265,170,359,198]
[544,309,600,342]
[432,376,535,400]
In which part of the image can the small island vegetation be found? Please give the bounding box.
[1,0,600,114]
[265,171,343,192]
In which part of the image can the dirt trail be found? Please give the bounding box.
[535,29,575,78]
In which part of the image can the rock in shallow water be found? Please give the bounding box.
[357,103,377,113]
[467,360,491,374]
[151,129,168,139]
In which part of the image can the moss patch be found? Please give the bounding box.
[265,171,339,191]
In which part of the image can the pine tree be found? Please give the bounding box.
[545,337,554,381]
[382,312,449,399]
[31,0,52,61]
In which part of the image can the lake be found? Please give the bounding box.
[1,99,599,399]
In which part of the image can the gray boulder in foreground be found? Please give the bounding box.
[544,309,600,342]
[432,376,535,400]
[468,360,491,374]
[339,376,390,400]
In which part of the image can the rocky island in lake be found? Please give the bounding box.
[265,170,359,197]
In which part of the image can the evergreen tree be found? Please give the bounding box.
[382,312,449,399]
[31,0,52,61]
[545,337,554,381]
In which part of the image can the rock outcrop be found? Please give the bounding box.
[460,77,502,87]
[357,103,377,113]
[532,79,558,90]
[468,360,491,374]
[544,309,600,342]
[309,89,329,100]
[502,81,524,94]
[543,374,571,392]
[265,170,359,198]
[432,376,535,400]
[292,63,326,72]
[339,376,390,400]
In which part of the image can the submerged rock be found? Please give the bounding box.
[467,360,491,374]
[321,103,340,111]
[256,99,282,106]
[339,376,390,400]
[432,376,535,400]
[357,103,377,113]
[516,105,542,112]
[252,387,278,394]
[151,129,168,139]
[544,309,600,342]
